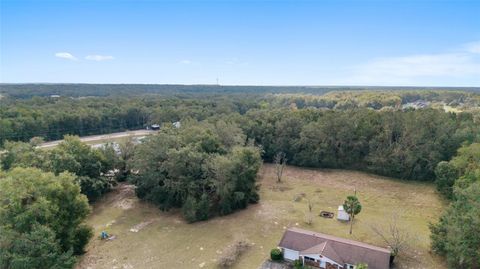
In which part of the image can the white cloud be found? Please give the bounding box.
[179,59,192,65]
[55,52,77,61]
[346,42,480,85]
[464,41,480,54]
[225,58,249,66]
[225,58,238,65]
[85,55,115,61]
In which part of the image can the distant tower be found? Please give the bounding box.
[216,77,219,85]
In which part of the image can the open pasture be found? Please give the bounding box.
[77,164,446,269]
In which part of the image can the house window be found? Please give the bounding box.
[304,257,315,261]
[345,264,355,269]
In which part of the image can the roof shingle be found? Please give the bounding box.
[278,227,391,269]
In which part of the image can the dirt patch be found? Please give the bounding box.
[113,184,136,210]
[270,184,293,192]
[129,219,156,233]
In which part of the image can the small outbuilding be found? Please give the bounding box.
[337,205,350,221]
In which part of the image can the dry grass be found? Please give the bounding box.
[76,164,447,269]
[217,240,251,268]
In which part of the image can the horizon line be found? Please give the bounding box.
[1,82,479,89]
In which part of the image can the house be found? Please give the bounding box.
[278,228,391,269]
[337,205,350,221]
[402,100,429,110]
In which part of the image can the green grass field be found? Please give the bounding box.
[77,164,447,269]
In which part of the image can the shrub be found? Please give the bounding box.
[72,224,94,255]
[217,240,251,268]
[434,161,458,199]
[356,263,369,269]
[76,176,112,202]
[182,196,198,223]
[293,259,304,269]
[270,248,283,261]
[1,224,76,269]
[195,193,211,221]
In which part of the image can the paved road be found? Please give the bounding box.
[38,129,156,149]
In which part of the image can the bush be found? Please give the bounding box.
[293,259,304,269]
[1,224,76,269]
[434,161,458,199]
[195,193,211,221]
[217,240,251,268]
[356,263,369,269]
[182,196,198,223]
[270,248,283,261]
[76,176,111,202]
[72,224,94,255]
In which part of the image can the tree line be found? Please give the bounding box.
[2,90,479,148]
[0,95,261,145]
[0,136,128,268]
[430,142,480,268]
[235,108,479,180]
[269,90,480,110]
[1,136,114,201]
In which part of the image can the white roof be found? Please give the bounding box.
[338,205,345,211]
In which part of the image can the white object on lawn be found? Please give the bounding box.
[337,205,350,221]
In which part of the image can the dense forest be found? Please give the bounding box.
[2,83,479,99]
[237,108,478,180]
[1,85,480,268]
[1,87,479,146]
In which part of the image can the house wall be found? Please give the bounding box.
[337,209,350,221]
[282,248,299,261]
[302,254,344,269]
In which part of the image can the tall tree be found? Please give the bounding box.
[430,181,480,268]
[343,195,362,235]
[274,152,287,183]
[0,168,92,268]
[0,224,76,269]
[117,138,136,181]
[434,161,458,199]
[48,136,112,201]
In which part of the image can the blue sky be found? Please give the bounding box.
[1,0,479,86]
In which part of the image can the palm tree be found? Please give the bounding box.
[343,195,362,234]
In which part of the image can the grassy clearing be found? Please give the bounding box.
[77,164,446,269]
